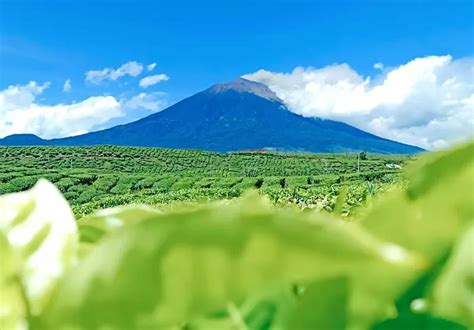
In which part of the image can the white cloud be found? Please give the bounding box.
[0,81,50,111]
[243,55,474,150]
[374,62,384,70]
[123,92,167,111]
[0,81,167,139]
[147,63,157,71]
[63,79,71,93]
[85,61,144,84]
[110,61,143,80]
[139,74,169,88]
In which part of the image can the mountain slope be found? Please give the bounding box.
[0,78,423,153]
[0,134,48,146]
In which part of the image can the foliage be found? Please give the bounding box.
[0,146,407,216]
[0,180,78,329]
[0,142,472,329]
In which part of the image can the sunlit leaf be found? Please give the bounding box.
[77,204,161,243]
[0,231,27,330]
[0,179,78,315]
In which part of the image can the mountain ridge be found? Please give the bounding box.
[0,78,423,154]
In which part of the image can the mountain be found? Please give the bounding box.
[0,134,48,146]
[0,78,423,153]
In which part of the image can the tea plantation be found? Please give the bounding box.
[0,146,410,216]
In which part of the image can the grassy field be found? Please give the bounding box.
[0,145,410,216]
[1,143,473,330]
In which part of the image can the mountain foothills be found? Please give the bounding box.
[0,78,423,153]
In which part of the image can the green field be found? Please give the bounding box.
[0,146,409,216]
[1,143,473,330]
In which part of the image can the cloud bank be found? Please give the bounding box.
[123,92,167,111]
[85,61,144,84]
[244,55,474,150]
[139,74,169,88]
[0,81,166,139]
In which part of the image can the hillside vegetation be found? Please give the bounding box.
[0,146,409,216]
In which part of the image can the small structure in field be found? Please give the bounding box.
[386,163,402,169]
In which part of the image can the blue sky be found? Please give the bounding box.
[0,0,473,148]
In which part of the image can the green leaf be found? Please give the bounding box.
[431,225,474,328]
[241,293,279,330]
[77,204,161,243]
[405,142,474,200]
[280,277,348,330]
[362,143,474,261]
[360,143,474,329]
[240,278,348,330]
[0,231,27,330]
[373,313,467,330]
[40,194,424,329]
[0,179,78,315]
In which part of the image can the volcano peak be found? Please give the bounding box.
[208,78,281,102]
